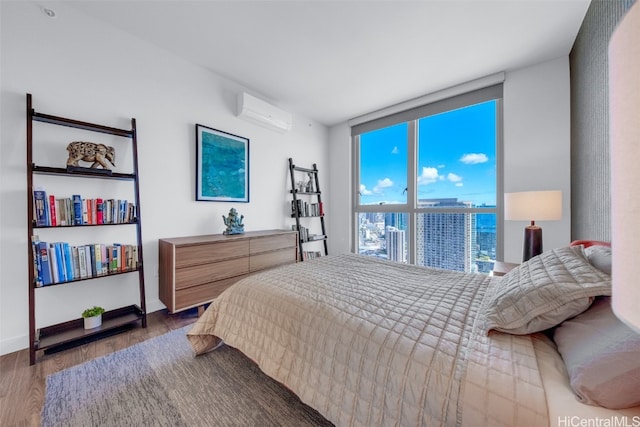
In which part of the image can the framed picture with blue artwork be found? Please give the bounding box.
[195,124,249,202]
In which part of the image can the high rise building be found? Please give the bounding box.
[386,226,406,263]
[476,211,497,274]
[384,212,407,231]
[415,198,476,272]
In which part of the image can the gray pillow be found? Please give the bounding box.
[482,246,612,335]
[553,297,640,409]
[584,244,612,276]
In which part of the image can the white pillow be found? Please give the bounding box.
[583,244,612,276]
[554,297,640,409]
[482,246,612,335]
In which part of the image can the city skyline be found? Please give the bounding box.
[358,199,497,274]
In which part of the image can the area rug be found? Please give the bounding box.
[41,326,333,426]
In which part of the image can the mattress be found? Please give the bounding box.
[187,253,549,426]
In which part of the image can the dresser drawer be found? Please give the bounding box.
[175,257,249,289]
[250,248,296,272]
[174,275,247,311]
[175,240,249,268]
[159,230,297,314]
[250,233,296,254]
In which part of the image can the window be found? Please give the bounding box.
[352,85,502,273]
[359,123,408,206]
[357,212,409,262]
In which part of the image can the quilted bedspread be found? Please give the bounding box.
[187,254,549,427]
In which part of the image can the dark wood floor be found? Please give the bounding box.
[0,308,199,427]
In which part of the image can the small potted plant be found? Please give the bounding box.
[82,306,105,329]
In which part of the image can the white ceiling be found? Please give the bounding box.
[64,0,591,127]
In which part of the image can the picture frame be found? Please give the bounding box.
[195,124,249,202]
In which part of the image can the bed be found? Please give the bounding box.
[187,244,640,426]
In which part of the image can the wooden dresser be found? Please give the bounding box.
[159,229,297,313]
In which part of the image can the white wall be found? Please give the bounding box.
[503,57,571,262]
[327,56,572,263]
[0,1,328,355]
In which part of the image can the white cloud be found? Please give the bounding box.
[455,183,464,187]
[447,172,462,183]
[374,178,393,193]
[417,167,440,185]
[359,184,373,195]
[460,153,488,164]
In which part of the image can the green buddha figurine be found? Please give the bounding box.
[222,208,245,235]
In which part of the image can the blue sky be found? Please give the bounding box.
[359,100,497,206]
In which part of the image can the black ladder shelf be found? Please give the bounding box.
[26,93,147,365]
[288,158,328,260]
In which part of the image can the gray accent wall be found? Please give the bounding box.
[570,0,636,241]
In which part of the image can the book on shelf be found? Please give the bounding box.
[31,236,43,287]
[290,200,323,217]
[48,195,57,226]
[290,224,327,243]
[115,243,130,271]
[72,246,80,279]
[302,251,322,260]
[55,243,65,282]
[36,241,138,284]
[48,243,61,283]
[87,199,95,224]
[82,199,89,224]
[307,234,326,241]
[128,203,136,222]
[37,194,135,226]
[72,195,83,225]
[56,199,66,226]
[38,240,53,286]
[110,199,117,223]
[103,199,111,223]
[96,198,104,224]
[78,246,87,278]
[51,243,63,282]
[62,242,74,281]
[132,246,138,268]
[57,243,68,282]
[100,245,108,274]
[118,200,126,223]
[291,224,307,241]
[33,188,49,226]
[292,199,306,216]
[92,244,101,276]
[126,245,134,270]
[109,245,119,273]
[84,246,93,277]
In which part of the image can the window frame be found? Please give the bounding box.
[352,85,504,268]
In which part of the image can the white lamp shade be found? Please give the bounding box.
[504,191,562,222]
[609,1,640,332]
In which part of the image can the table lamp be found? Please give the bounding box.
[504,190,562,262]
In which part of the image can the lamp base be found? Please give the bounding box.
[523,225,542,262]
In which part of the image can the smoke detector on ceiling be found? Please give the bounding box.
[41,7,56,18]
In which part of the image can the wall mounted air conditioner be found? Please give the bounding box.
[236,92,292,133]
